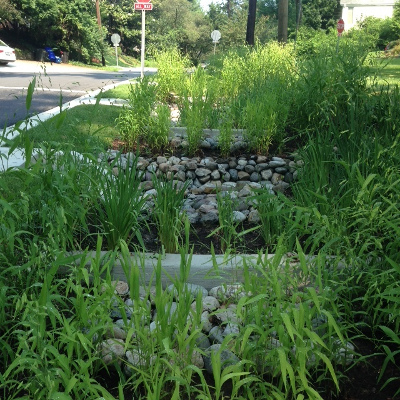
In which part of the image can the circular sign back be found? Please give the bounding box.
[111,33,121,45]
[211,30,221,42]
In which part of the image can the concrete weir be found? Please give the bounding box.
[67,251,276,290]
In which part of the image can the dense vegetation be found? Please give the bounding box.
[2,0,399,64]
[0,26,400,398]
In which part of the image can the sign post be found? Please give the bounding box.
[111,33,121,66]
[211,30,221,55]
[134,0,153,79]
[336,18,344,53]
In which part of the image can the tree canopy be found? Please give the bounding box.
[0,0,393,63]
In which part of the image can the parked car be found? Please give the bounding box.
[0,40,16,64]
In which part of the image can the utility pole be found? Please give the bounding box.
[246,0,257,45]
[277,0,288,43]
[95,0,106,66]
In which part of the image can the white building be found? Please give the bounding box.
[340,0,396,30]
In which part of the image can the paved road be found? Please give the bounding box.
[0,60,149,128]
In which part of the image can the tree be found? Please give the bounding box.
[0,0,21,29]
[394,0,400,20]
[148,0,211,62]
[257,0,340,31]
[246,0,257,45]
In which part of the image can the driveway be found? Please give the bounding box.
[0,60,153,128]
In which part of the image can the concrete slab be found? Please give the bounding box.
[64,251,277,290]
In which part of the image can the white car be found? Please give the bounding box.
[0,40,16,64]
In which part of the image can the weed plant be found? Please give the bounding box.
[151,175,190,253]
[209,190,258,253]
[92,153,148,250]
[179,67,213,155]
[117,77,157,149]
[153,48,189,101]
[218,108,234,157]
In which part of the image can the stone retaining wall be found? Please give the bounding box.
[101,147,304,225]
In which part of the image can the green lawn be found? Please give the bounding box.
[371,56,400,87]
[24,104,122,154]
[99,84,133,99]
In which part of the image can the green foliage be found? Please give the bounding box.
[151,175,189,253]
[253,191,290,251]
[149,0,211,64]
[357,16,400,50]
[218,108,234,157]
[92,153,148,250]
[153,47,190,101]
[209,191,246,252]
[180,66,216,155]
[117,77,157,150]
[290,32,373,133]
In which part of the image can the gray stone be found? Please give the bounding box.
[248,209,261,223]
[211,170,221,180]
[275,167,287,174]
[261,169,273,180]
[245,164,255,174]
[187,211,200,224]
[273,181,290,193]
[196,168,212,178]
[223,323,240,336]
[101,339,125,365]
[111,281,129,296]
[198,175,211,184]
[256,155,268,163]
[209,284,247,302]
[200,211,219,224]
[157,156,168,164]
[209,326,225,344]
[284,172,294,183]
[174,170,186,182]
[186,170,196,180]
[228,159,237,169]
[255,163,269,172]
[203,344,240,374]
[271,173,283,185]
[229,169,238,181]
[195,332,211,350]
[186,161,198,170]
[238,171,250,181]
[250,172,260,182]
[201,311,213,333]
[167,283,208,300]
[169,156,181,165]
[232,211,246,223]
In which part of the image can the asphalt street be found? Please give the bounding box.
[0,60,148,128]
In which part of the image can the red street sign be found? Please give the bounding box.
[337,18,344,35]
[134,3,152,9]
[137,0,151,3]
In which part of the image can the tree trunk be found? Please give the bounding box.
[246,0,257,46]
[278,0,288,43]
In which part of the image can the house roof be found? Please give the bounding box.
[340,0,396,5]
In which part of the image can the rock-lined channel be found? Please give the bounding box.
[101,150,304,225]
[100,280,354,381]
